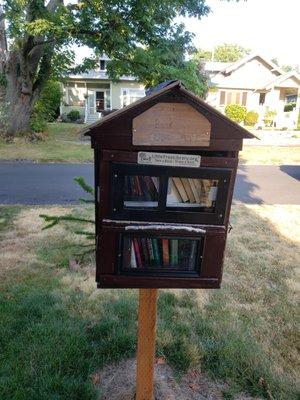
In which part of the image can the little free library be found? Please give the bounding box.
[83,80,254,289]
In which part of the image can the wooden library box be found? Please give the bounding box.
[83,80,254,289]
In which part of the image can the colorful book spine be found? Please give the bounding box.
[162,239,169,267]
[132,238,142,268]
[130,242,137,268]
[170,239,179,266]
[152,238,161,265]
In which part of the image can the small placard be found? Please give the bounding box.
[138,152,201,168]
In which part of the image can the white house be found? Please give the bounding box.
[204,54,300,129]
[61,55,145,124]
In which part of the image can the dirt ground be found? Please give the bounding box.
[96,359,262,400]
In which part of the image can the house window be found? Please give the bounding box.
[259,93,266,105]
[219,90,248,106]
[100,59,106,71]
[121,88,145,107]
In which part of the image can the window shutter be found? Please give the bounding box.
[227,92,232,105]
[242,92,247,106]
[220,91,225,105]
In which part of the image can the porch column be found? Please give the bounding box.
[295,87,300,129]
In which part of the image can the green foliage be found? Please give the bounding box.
[284,102,296,112]
[264,110,277,127]
[225,104,247,123]
[244,110,259,126]
[194,43,250,62]
[39,177,95,259]
[0,100,9,135]
[105,24,209,96]
[67,110,81,122]
[2,0,212,108]
[29,103,48,133]
[30,80,62,133]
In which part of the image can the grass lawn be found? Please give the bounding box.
[0,204,299,399]
[0,123,92,162]
[240,145,300,165]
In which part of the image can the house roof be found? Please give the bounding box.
[67,70,136,81]
[204,61,231,72]
[262,71,300,90]
[223,53,283,75]
[82,80,255,141]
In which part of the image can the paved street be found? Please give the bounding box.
[0,162,299,205]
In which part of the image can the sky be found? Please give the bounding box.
[180,0,300,66]
[73,0,300,67]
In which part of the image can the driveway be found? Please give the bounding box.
[0,162,299,205]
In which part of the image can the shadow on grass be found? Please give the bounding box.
[0,204,299,399]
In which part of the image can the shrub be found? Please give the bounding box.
[225,104,247,123]
[67,110,81,122]
[263,110,277,127]
[284,102,296,112]
[30,102,47,133]
[30,80,62,133]
[244,111,259,126]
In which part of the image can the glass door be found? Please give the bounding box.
[96,91,105,112]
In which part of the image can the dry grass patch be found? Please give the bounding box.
[240,146,300,165]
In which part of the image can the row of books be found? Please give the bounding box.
[167,178,218,207]
[124,175,159,202]
[125,237,198,270]
[123,174,218,209]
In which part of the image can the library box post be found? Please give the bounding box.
[83,80,254,289]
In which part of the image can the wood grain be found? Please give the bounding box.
[132,103,211,146]
[136,289,158,400]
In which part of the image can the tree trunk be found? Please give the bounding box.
[2,52,38,139]
[6,94,33,136]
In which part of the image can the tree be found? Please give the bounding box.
[195,43,250,63]
[0,0,211,139]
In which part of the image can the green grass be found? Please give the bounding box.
[0,123,92,162]
[0,206,22,233]
[0,205,299,399]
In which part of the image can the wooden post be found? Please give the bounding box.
[136,289,158,400]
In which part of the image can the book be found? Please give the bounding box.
[170,239,179,266]
[189,178,201,203]
[146,238,155,264]
[200,179,211,207]
[167,179,182,204]
[151,177,159,192]
[133,238,142,268]
[152,238,161,265]
[162,239,169,267]
[172,177,188,202]
[130,242,137,268]
[181,178,196,203]
[125,175,158,203]
[188,241,197,271]
[140,237,150,265]
[178,240,191,268]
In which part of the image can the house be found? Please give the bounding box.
[61,55,145,124]
[204,54,300,129]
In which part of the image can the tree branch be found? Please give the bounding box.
[47,0,63,13]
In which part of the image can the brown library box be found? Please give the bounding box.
[83,80,254,289]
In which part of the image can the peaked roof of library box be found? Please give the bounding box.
[83,80,255,148]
